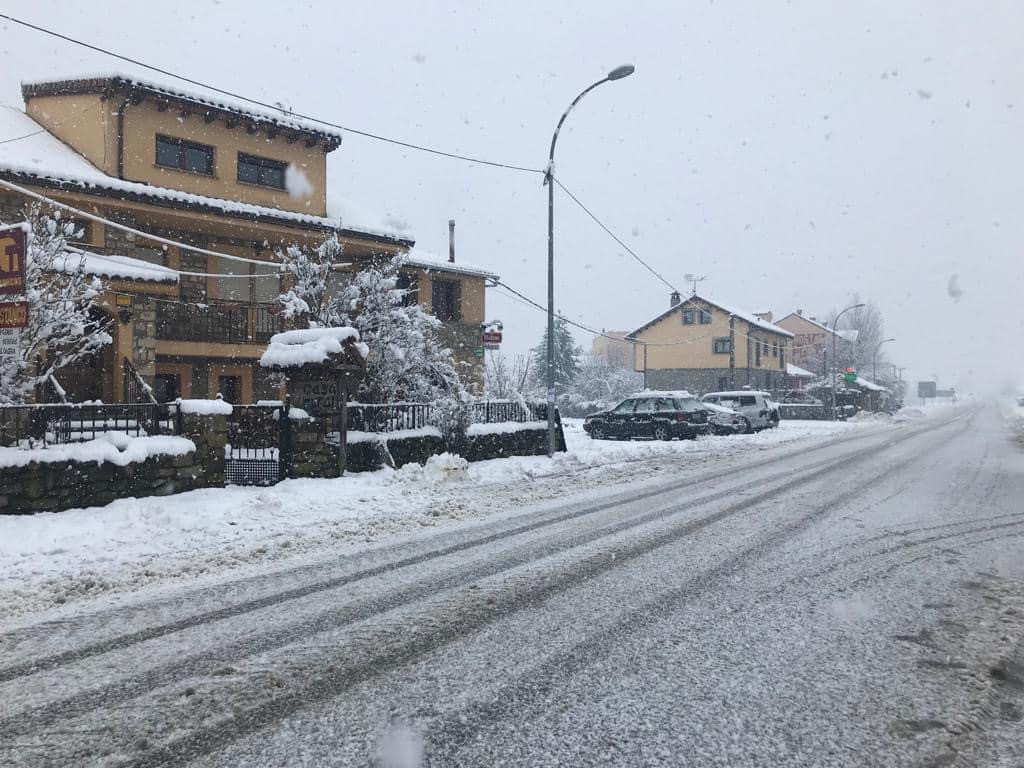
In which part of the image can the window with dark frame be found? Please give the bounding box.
[699,309,712,324]
[773,342,778,357]
[237,153,287,190]
[713,337,731,354]
[395,272,419,307]
[756,341,762,366]
[155,135,214,175]
[431,278,460,322]
[682,309,695,325]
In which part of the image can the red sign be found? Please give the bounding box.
[0,301,29,329]
[0,227,27,296]
[480,331,502,345]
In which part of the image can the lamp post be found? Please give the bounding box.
[873,337,895,383]
[544,64,635,456]
[831,302,865,420]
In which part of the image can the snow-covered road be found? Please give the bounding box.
[1,403,1022,767]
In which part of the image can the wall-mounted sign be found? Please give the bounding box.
[0,226,27,296]
[473,347,485,359]
[917,381,937,399]
[0,301,29,329]
[0,327,20,358]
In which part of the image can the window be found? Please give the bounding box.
[717,376,729,390]
[634,399,655,413]
[396,272,419,307]
[655,398,674,412]
[218,375,241,404]
[739,395,757,406]
[773,343,779,358]
[155,135,214,175]
[431,279,460,321]
[756,341,762,367]
[613,399,636,413]
[237,153,287,190]
[677,397,704,412]
[153,374,179,403]
[713,337,731,354]
[682,309,695,325]
[699,309,712,324]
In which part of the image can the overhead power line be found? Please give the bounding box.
[0,13,544,175]
[552,177,682,295]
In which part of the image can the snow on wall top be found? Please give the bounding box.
[0,433,195,469]
[403,247,499,280]
[786,363,815,377]
[55,249,179,283]
[176,398,233,415]
[260,326,364,368]
[0,105,411,245]
[21,73,344,145]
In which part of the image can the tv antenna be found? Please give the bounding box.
[683,273,707,295]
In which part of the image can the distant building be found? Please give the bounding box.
[591,331,634,368]
[774,310,855,377]
[627,292,794,394]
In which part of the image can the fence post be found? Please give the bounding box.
[279,395,293,481]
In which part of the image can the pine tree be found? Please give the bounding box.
[0,206,112,404]
[529,316,581,396]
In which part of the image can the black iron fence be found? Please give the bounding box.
[156,301,283,344]
[224,403,291,486]
[0,402,181,448]
[347,400,548,434]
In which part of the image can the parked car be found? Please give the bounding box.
[583,392,709,440]
[701,402,750,435]
[701,390,780,430]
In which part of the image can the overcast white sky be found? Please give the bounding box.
[1,0,1021,393]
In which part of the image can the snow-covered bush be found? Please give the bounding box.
[0,206,112,404]
[278,238,463,403]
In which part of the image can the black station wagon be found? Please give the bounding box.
[583,392,709,441]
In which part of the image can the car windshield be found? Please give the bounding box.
[0,6,1018,767]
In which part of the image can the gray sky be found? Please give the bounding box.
[1,0,1021,393]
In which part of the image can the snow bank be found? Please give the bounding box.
[0,433,194,468]
[176,398,233,415]
[467,420,547,436]
[260,326,363,368]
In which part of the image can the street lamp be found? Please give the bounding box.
[873,337,895,382]
[544,64,635,456]
[831,302,865,420]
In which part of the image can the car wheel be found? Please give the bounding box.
[741,417,752,434]
[592,425,606,440]
[653,424,670,441]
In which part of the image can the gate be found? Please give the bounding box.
[225,402,293,486]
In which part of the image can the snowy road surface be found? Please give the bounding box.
[1,404,1022,767]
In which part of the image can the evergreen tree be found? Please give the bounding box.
[529,316,581,396]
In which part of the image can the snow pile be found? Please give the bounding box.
[347,426,442,444]
[0,432,194,468]
[466,420,547,436]
[177,398,233,415]
[260,326,363,368]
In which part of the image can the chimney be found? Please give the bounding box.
[670,291,681,308]
[448,219,456,263]
[797,309,803,316]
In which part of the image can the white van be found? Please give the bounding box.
[701,390,780,431]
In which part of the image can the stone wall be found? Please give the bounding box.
[462,425,564,462]
[0,412,227,515]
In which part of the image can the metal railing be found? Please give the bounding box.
[0,402,181,448]
[347,400,547,434]
[156,301,284,344]
[123,358,158,405]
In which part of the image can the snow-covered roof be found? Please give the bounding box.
[56,248,179,283]
[403,247,499,281]
[630,293,794,339]
[778,312,856,341]
[260,326,366,368]
[0,105,411,246]
[786,362,815,378]
[22,73,343,146]
[854,376,886,392]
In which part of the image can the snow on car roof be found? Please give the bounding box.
[703,390,771,398]
[628,390,698,400]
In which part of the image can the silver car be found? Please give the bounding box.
[701,390,780,430]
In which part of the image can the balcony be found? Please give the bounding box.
[156,301,284,344]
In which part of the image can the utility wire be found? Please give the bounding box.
[0,13,544,175]
[0,129,45,145]
[552,177,682,294]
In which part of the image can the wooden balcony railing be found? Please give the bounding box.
[156,302,284,344]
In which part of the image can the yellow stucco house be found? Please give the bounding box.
[0,74,495,403]
[627,292,794,394]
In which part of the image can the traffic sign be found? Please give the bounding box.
[473,347,485,358]
[0,226,27,296]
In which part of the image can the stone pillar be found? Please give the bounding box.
[131,295,158,385]
[180,412,228,488]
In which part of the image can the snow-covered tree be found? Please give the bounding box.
[826,296,888,376]
[0,207,111,405]
[484,351,530,400]
[279,240,463,403]
[528,316,581,396]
